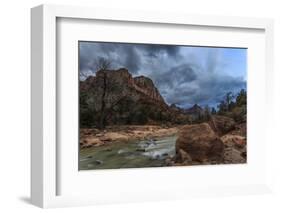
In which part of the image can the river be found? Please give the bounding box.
[79,135,177,170]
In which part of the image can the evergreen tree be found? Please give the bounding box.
[236,89,247,106]
[211,107,217,114]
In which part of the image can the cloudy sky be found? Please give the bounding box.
[79,41,247,108]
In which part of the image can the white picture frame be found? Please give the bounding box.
[31,4,274,208]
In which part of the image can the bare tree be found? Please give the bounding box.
[99,70,107,129]
[94,57,113,129]
[83,57,129,129]
[79,70,89,79]
[95,57,112,71]
[80,57,112,80]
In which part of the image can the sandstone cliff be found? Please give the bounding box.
[80,68,190,127]
[133,75,165,103]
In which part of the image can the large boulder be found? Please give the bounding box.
[209,115,236,136]
[175,123,224,164]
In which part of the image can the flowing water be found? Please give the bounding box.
[79,135,177,170]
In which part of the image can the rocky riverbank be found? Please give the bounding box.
[80,115,247,168]
[80,125,179,148]
[166,115,247,166]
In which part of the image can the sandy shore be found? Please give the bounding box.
[80,125,180,148]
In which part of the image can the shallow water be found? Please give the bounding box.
[79,135,177,170]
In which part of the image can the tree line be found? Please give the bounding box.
[197,89,247,123]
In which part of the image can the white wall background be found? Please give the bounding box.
[0,0,280,212]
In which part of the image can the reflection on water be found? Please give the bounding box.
[79,135,177,170]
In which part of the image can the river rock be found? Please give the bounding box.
[221,134,246,149]
[136,148,146,152]
[81,137,103,148]
[176,149,192,164]
[95,160,103,165]
[221,134,247,163]
[209,115,236,136]
[175,123,224,164]
[223,147,246,164]
[165,158,173,166]
[101,132,129,142]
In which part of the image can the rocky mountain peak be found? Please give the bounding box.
[134,75,154,88]
[80,68,166,105]
[186,104,203,113]
[133,75,164,103]
[80,68,191,126]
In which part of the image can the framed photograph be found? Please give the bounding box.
[31,4,274,208]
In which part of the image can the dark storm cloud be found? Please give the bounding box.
[79,42,181,76]
[123,46,141,72]
[79,42,247,108]
[140,44,180,58]
[164,74,246,108]
[79,42,140,75]
[152,63,197,88]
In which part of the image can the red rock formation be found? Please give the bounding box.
[175,123,224,164]
[79,68,191,126]
[133,76,165,103]
[80,68,166,105]
[208,115,236,136]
